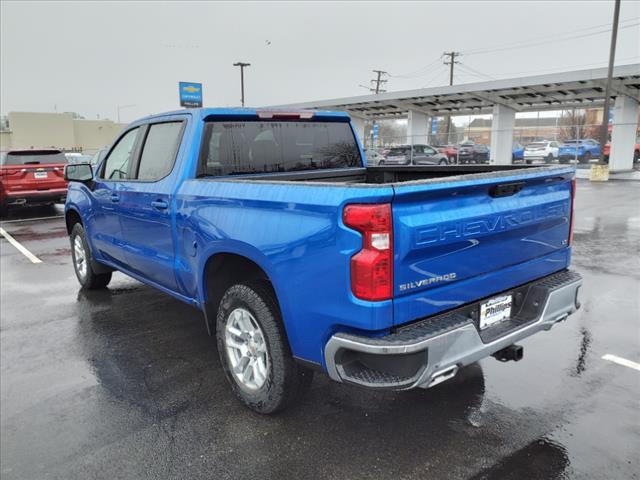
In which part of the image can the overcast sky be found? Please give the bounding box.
[1,1,639,123]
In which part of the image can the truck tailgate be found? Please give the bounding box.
[392,167,574,326]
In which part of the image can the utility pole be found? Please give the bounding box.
[598,0,620,163]
[442,52,461,144]
[371,70,388,94]
[233,62,251,107]
[360,70,388,94]
[357,70,388,149]
[442,51,461,86]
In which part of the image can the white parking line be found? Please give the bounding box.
[0,215,64,224]
[0,227,43,264]
[602,354,640,372]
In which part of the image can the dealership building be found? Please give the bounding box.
[0,111,127,154]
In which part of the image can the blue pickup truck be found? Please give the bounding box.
[64,108,582,414]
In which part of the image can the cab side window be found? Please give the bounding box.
[136,122,184,181]
[102,128,140,180]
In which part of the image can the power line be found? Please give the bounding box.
[462,18,639,56]
[457,56,639,82]
[389,58,442,79]
[457,63,496,81]
[420,64,449,88]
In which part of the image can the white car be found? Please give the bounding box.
[64,152,93,164]
[364,148,386,165]
[524,141,560,164]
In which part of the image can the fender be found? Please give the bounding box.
[196,240,298,346]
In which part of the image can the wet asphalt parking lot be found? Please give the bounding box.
[1,179,639,480]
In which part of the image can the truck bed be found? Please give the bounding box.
[213,165,566,186]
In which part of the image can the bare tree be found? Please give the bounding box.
[559,110,588,141]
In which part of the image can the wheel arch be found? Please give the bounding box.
[200,250,291,343]
[65,208,83,234]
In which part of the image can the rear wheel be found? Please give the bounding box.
[70,223,112,289]
[634,150,640,163]
[216,281,313,414]
[438,158,448,165]
[582,151,591,163]
[546,153,553,163]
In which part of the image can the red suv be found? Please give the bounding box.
[0,149,68,216]
[603,139,640,163]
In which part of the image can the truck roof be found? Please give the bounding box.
[136,107,350,123]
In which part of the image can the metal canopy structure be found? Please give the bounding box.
[275,64,640,119]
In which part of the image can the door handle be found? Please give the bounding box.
[151,200,168,210]
[110,194,120,203]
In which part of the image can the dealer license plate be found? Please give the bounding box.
[479,295,513,330]
[34,171,48,179]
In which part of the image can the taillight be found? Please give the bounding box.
[569,178,576,245]
[343,203,393,301]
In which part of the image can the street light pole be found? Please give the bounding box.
[233,62,251,107]
[599,0,621,163]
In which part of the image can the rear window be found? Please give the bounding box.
[1,150,67,165]
[527,143,547,147]
[200,120,361,175]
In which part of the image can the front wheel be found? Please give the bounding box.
[216,281,313,414]
[546,154,554,163]
[582,152,591,163]
[70,223,112,289]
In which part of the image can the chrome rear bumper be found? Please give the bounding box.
[324,270,582,389]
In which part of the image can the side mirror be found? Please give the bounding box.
[64,163,93,183]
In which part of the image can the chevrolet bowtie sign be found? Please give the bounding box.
[179,82,203,108]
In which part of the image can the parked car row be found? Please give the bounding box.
[365,136,640,168]
[379,144,450,166]
[366,142,492,166]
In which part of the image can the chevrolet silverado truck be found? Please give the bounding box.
[64,108,582,414]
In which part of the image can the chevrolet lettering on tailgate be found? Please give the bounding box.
[415,202,568,246]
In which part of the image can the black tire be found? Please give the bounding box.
[634,150,640,163]
[438,158,448,165]
[546,154,553,163]
[0,203,8,218]
[70,223,112,289]
[582,151,591,163]
[216,281,313,414]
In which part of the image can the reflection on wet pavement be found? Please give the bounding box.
[1,181,639,479]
